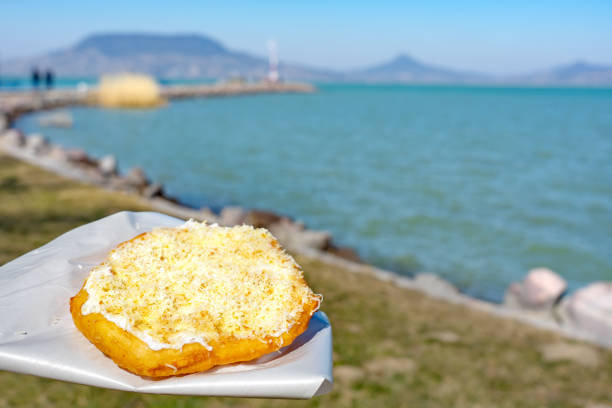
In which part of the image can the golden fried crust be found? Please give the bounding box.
[70,280,319,378]
[70,224,321,377]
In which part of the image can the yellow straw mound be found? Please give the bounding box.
[96,74,166,108]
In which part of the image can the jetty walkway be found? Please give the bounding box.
[0,81,314,122]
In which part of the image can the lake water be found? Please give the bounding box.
[17,84,612,301]
[0,76,215,90]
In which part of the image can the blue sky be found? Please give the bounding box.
[2,0,611,74]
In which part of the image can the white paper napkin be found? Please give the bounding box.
[0,211,333,398]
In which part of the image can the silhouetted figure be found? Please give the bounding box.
[31,67,40,89]
[44,69,55,89]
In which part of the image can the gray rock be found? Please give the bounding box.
[65,148,96,166]
[48,145,68,162]
[268,218,303,246]
[244,209,286,228]
[82,166,106,184]
[413,273,459,298]
[98,155,117,177]
[198,207,218,223]
[268,218,331,250]
[219,206,247,226]
[327,245,361,263]
[505,268,567,311]
[37,111,73,128]
[0,114,7,132]
[562,282,612,342]
[107,176,134,192]
[0,129,25,147]
[295,229,331,250]
[124,167,148,190]
[25,133,50,155]
[142,182,164,198]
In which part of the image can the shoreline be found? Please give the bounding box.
[1,85,611,350]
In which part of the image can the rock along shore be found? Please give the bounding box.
[1,84,611,350]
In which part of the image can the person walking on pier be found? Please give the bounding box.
[31,67,40,89]
[44,69,55,89]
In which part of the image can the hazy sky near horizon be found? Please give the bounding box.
[2,0,611,74]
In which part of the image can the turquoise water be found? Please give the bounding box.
[0,76,215,90]
[0,76,98,90]
[17,84,612,301]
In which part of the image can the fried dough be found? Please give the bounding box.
[70,221,321,378]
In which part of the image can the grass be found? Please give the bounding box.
[94,74,166,108]
[1,152,612,407]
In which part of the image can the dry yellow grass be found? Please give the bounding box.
[95,74,166,108]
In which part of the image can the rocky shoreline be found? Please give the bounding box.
[1,87,611,350]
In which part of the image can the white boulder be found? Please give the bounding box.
[562,282,612,343]
[0,129,25,147]
[505,267,566,310]
[98,155,117,177]
[25,133,50,155]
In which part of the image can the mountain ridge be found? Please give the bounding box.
[508,60,612,85]
[3,33,612,85]
[3,32,341,81]
[73,33,228,57]
[349,53,488,83]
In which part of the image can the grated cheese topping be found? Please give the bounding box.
[81,220,321,351]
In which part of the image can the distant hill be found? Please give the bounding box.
[3,33,612,85]
[347,54,487,83]
[3,33,340,81]
[510,61,612,85]
[73,33,228,57]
